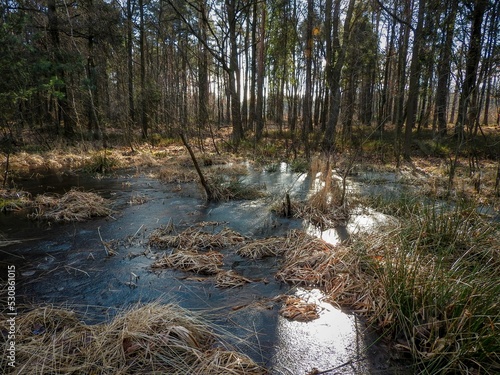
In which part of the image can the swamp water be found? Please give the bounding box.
[1,164,409,374]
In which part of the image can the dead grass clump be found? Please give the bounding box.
[236,237,286,259]
[128,192,147,205]
[215,270,253,288]
[279,295,320,322]
[197,348,267,375]
[152,250,224,274]
[149,224,245,251]
[3,302,266,374]
[276,251,336,288]
[206,175,266,201]
[148,223,176,248]
[5,305,96,373]
[98,303,214,373]
[291,156,349,229]
[29,189,113,222]
[275,230,378,314]
[0,189,31,211]
[277,229,382,315]
[293,200,349,229]
[283,229,336,257]
[158,164,198,183]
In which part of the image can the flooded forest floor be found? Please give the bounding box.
[1,137,499,375]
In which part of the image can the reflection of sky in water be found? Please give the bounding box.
[306,206,397,246]
[271,288,368,375]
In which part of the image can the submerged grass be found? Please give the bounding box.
[0,302,267,374]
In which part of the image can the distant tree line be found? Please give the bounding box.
[0,0,499,158]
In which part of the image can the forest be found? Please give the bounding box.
[0,0,499,157]
[1,0,500,374]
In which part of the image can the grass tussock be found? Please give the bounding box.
[206,175,266,201]
[152,250,224,274]
[269,195,499,373]
[350,198,500,373]
[275,230,338,288]
[0,303,266,374]
[236,237,287,259]
[29,189,114,222]
[272,157,349,229]
[375,201,498,372]
[215,270,253,288]
[158,163,198,183]
[149,224,245,250]
[150,223,246,275]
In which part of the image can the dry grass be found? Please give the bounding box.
[215,270,253,288]
[236,237,286,259]
[292,200,349,229]
[149,224,246,250]
[274,230,379,316]
[152,250,224,274]
[0,239,23,247]
[196,348,267,375]
[0,303,266,374]
[206,175,266,201]
[279,295,320,322]
[233,229,335,288]
[29,189,114,222]
[158,163,198,183]
[128,192,148,205]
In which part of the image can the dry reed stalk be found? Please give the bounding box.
[2,303,265,374]
[152,249,224,274]
[275,230,338,287]
[236,237,285,259]
[196,348,267,375]
[0,239,23,247]
[29,189,113,222]
[274,230,383,316]
[215,270,253,288]
[293,200,350,229]
[128,193,147,205]
[149,224,245,250]
[279,295,320,322]
[158,165,198,183]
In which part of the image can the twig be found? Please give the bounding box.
[98,226,116,256]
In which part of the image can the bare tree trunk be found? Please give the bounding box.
[226,0,243,145]
[302,0,314,148]
[323,0,355,152]
[255,2,266,141]
[139,0,148,139]
[47,0,74,137]
[127,0,135,138]
[435,0,458,137]
[455,0,488,140]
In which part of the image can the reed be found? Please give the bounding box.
[0,303,267,374]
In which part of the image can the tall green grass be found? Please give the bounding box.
[368,196,500,373]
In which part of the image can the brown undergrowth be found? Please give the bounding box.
[0,303,267,374]
[29,189,114,222]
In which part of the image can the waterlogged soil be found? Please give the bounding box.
[1,165,410,375]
